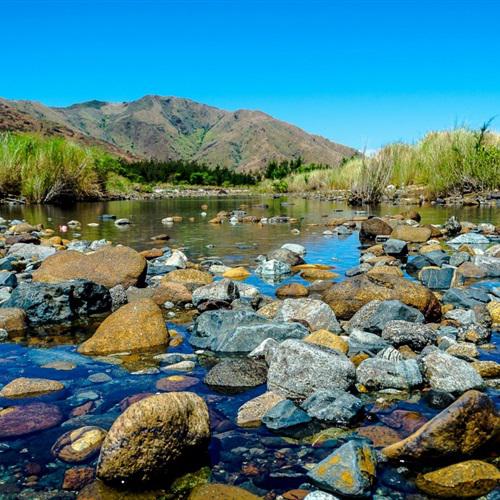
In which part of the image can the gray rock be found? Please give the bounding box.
[262,399,311,430]
[189,309,308,353]
[448,233,489,247]
[449,251,470,267]
[348,329,389,353]
[7,243,56,261]
[109,285,128,311]
[472,255,500,277]
[281,243,306,257]
[307,440,377,497]
[383,238,408,256]
[444,308,476,326]
[0,272,17,288]
[191,279,239,306]
[301,389,363,425]
[419,266,455,290]
[255,259,292,278]
[423,250,450,267]
[274,298,341,333]
[421,350,484,394]
[444,216,461,236]
[2,280,112,326]
[267,339,356,400]
[0,288,11,304]
[442,288,489,308]
[88,373,112,383]
[248,338,279,365]
[376,346,403,362]
[204,358,267,393]
[356,357,422,390]
[457,323,490,344]
[381,320,436,351]
[407,255,431,273]
[348,299,424,334]
[267,248,304,266]
[304,493,340,500]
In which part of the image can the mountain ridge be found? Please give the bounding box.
[0,95,357,171]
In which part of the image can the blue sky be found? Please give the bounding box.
[2,0,499,149]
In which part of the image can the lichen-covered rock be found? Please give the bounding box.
[356,358,422,391]
[52,426,107,463]
[78,299,168,355]
[323,274,441,321]
[267,339,356,400]
[32,246,147,288]
[304,330,349,354]
[204,358,267,393]
[391,225,431,243]
[415,460,500,498]
[381,320,436,351]
[307,440,377,496]
[0,377,64,398]
[382,390,499,460]
[162,269,213,286]
[97,392,210,484]
[276,283,309,298]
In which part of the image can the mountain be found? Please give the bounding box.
[0,95,357,170]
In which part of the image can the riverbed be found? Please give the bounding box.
[0,196,498,499]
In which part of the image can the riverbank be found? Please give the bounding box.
[0,198,498,498]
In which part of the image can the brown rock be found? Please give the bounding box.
[77,480,162,499]
[415,460,500,498]
[323,273,441,321]
[6,233,40,245]
[276,283,309,298]
[119,393,154,412]
[356,425,403,447]
[360,218,393,241]
[97,392,210,484]
[32,246,147,288]
[154,282,193,305]
[456,262,486,280]
[189,484,260,500]
[282,490,310,500]
[78,299,168,355]
[381,390,499,460]
[472,360,500,378]
[378,409,428,435]
[304,330,348,354]
[402,210,421,222]
[366,266,403,277]
[0,377,64,398]
[0,307,27,334]
[257,300,282,319]
[391,225,431,243]
[365,244,385,256]
[162,269,213,286]
[236,391,285,427]
[300,269,339,280]
[487,301,500,325]
[62,466,95,491]
[52,426,107,463]
[139,248,164,260]
[156,375,199,392]
[41,361,76,370]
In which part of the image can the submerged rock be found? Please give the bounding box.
[2,280,111,326]
[32,246,147,288]
[416,460,500,498]
[0,403,63,438]
[52,426,107,463]
[237,391,285,427]
[97,392,210,484]
[262,399,312,430]
[382,390,499,460]
[78,299,168,355]
[307,440,377,497]
[267,339,356,399]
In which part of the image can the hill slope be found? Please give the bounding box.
[1,95,357,170]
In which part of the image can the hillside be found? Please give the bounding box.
[1,95,357,171]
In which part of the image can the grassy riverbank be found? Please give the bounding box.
[260,128,500,201]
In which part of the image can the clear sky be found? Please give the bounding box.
[2,0,499,149]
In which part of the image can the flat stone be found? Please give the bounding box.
[204,358,267,393]
[419,266,455,290]
[301,389,363,425]
[0,403,63,438]
[51,426,107,463]
[275,298,341,332]
[156,375,200,392]
[262,399,312,430]
[237,391,285,427]
[0,377,64,398]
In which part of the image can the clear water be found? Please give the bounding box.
[0,196,498,498]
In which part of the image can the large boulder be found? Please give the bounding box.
[360,218,392,241]
[421,351,484,394]
[97,392,210,484]
[267,339,356,400]
[391,225,431,243]
[322,274,441,321]
[78,299,168,355]
[415,460,500,498]
[307,440,377,497]
[347,299,424,334]
[2,280,111,326]
[32,246,147,288]
[382,390,499,460]
[189,309,308,353]
[274,298,342,333]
